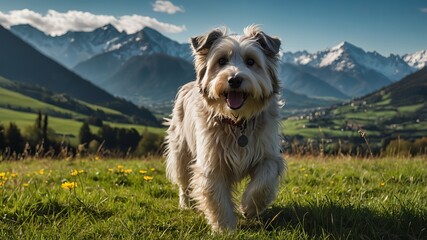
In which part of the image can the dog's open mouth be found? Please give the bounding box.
[225,92,247,110]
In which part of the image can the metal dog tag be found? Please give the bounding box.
[237,134,248,147]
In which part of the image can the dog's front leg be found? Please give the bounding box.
[241,156,284,218]
[190,164,236,232]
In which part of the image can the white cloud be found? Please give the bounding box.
[0,9,186,36]
[421,8,427,13]
[152,0,184,14]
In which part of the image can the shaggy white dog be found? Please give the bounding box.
[164,25,286,232]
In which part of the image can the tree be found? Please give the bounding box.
[98,124,117,150]
[135,132,163,156]
[5,122,24,153]
[78,122,93,145]
[0,123,5,150]
[42,114,49,148]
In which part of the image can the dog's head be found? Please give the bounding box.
[191,25,281,121]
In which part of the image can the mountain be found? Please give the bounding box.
[0,25,158,126]
[281,42,421,97]
[359,67,427,107]
[403,50,427,69]
[104,53,195,102]
[279,63,349,99]
[283,42,414,81]
[11,24,192,69]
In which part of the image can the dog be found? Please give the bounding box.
[164,25,286,232]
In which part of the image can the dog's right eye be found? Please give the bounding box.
[218,58,228,66]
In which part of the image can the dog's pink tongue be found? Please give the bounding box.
[227,92,244,109]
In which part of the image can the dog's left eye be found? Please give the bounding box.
[218,58,228,66]
[246,58,255,66]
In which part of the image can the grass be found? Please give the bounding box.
[0,107,165,146]
[0,156,426,239]
[0,87,82,117]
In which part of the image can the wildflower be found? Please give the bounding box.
[71,169,85,176]
[10,173,18,178]
[150,168,156,172]
[117,165,124,170]
[95,156,100,161]
[0,172,6,179]
[143,176,154,181]
[38,169,45,175]
[0,181,5,187]
[61,181,77,190]
[139,170,147,174]
[380,182,386,187]
[123,169,132,174]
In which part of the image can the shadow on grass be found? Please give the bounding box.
[248,201,427,239]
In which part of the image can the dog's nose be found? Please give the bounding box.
[228,76,243,89]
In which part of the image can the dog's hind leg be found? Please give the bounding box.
[241,156,285,218]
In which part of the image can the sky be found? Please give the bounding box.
[0,0,426,56]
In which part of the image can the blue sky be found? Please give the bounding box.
[0,0,426,55]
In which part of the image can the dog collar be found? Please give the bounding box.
[218,117,249,147]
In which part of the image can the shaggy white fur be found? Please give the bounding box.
[164,25,286,232]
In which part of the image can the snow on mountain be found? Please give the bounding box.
[283,41,415,81]
[10,24,192,68]
[403,50,427,69]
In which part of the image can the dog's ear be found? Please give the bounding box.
[191,28,225,54]
[255,32,281,56]
[245,25,281,56]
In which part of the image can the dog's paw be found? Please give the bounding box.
[240,204,259,219]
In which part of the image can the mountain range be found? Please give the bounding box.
[7,24,427,113]
[0,25,158,126]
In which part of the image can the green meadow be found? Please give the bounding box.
[0,156,426,239]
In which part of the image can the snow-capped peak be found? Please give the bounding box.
[403,50,427,69]
[282,41,416,81]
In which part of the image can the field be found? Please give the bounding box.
[1,156,426,239]
[0,107,164,146]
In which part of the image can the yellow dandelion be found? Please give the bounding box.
[10,173,18,178]
[71,169,85,176]
[143,176,154,181]
[380,182,386,187]
[117,165,124,170]
[95,156,100,161]
[61,181,77,190]
[0,181,5,187]
[0,172,6,179]
[38,169,45,175]
[124,169,132,174]
[23,183,29,187]
[150,168,156,172]
[139,170,147,174]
